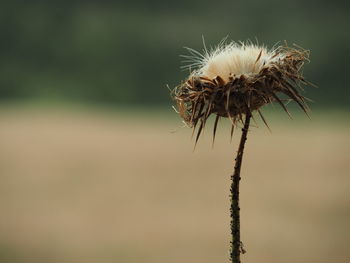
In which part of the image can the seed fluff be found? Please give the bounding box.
[173,39,312,145]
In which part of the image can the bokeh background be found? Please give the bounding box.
[0,1,349,263]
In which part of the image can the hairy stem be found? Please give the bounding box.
[230,113,251,263]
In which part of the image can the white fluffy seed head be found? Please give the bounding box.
[182,41,285,83]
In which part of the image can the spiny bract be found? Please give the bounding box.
[173,40,312,144]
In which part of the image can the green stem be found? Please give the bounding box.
[230,113,251,263]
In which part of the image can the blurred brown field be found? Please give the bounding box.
[0,106,349,263]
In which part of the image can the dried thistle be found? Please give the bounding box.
[171,40,312,263]
[173,41,311,144]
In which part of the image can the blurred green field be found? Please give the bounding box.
[0,106,349,263]
[1,1,349,107]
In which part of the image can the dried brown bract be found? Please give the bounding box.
[172,42,311,144]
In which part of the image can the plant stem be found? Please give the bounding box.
[230,113,251,263]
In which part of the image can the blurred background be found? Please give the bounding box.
[0,0,349,263]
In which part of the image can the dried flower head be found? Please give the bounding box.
[172,40,311,144]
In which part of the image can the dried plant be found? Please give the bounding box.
[171,40,312,263]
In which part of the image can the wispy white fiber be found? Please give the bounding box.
[181,40,285,83]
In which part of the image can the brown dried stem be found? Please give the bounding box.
[230,112,251,263]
